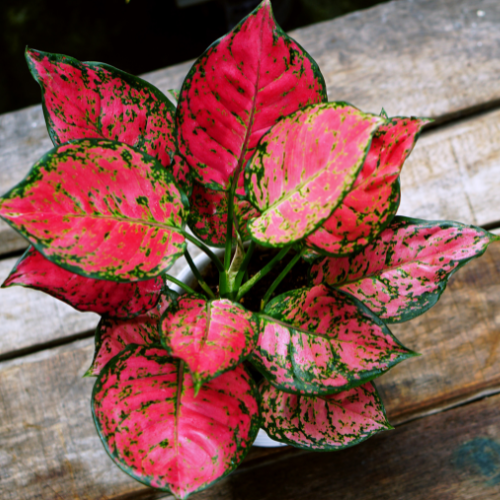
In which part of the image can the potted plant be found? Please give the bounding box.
[0,1,496,498]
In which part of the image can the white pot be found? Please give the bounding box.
[169,248,287,448]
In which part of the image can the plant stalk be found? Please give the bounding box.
[235,245,292,301]
[184,250,216,299]
[182,231,224,272]
[260,248,305,310]
[164,273,197,296]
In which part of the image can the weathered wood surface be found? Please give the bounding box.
[1,241,499,499]
[2,0,500,498]
[3,331,500,500]
[2,0,500,255]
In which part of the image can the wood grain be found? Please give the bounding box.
[0,256,98,359]
[1,242,499,499]
[2,0,500,255]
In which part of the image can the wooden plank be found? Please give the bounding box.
[0,243,200,359]
[0,256,98,359]
[1,241,499,499]
[399,107,500,226]
[2,0,500,255]
[195,393,500,500]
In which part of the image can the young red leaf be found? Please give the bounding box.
[92,346,260,499]
[26,48,176,168]
[0,139,187,281]
[2,246,165,318]
[245,103,384,246]
[176,0,327,193]
[251,285,413,395]
[188,185,260,246]
[160,295,258,392]
[86,292,174,376]
[260,380,391,450]
[306,117,428,255]
[311,217,494,322]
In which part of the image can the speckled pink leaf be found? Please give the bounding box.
[245,103,384,246]
[188,184,260,246]
[26,48,176,168]
[306,117,428,255]
[260,380,391,449]
[176,0,327,193]
[92,346,260,499]
[87,292,174,376]
[251,285,413,395]
[2,246,165,318]
[0,139,187,281]
[311,217,494,322]
[160,295,258,391]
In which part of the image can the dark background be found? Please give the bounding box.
[0,0,386,116]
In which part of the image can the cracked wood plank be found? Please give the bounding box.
[2,0,500,254]
[1,241,499,499]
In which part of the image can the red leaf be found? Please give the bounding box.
[311,217,494,322]
[87,293,173,376]
[26,49,176,168]
[2,246,164,318]
[0,139,186,281]
[176,0,327,193]
[245,103,384,246]
[93,346,260,498]
[252,285,413,394]
[260,380,391,449]
[160,295,258,392]
[188,185,260,246]
[306,117,428,255]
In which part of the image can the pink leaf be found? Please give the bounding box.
[92,346,260,499]
[87,292,174,376]
[176,0,327,193]
[260,380,391,449]
[0,139,186,281]
[160,295,258,392]
[306,117,428,255]
[311,217,494,322]
[26,49,176,168]
[252,285,413,394]
[188,184,260,246]
[245,103,384,246]
[2,246,164,318]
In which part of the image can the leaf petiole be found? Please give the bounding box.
[260,248,306,310]
[235,245,292,301]
[164,273,197,296]
[185,250,216,299]
[181,231,224,272]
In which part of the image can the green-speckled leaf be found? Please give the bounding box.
[260,380,391,450]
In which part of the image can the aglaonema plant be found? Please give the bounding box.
[0,1,497,498]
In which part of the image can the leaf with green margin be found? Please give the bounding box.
[26,48,176,169]
[160,294,258,392]
[251,285,414,395]
[92,346,260,499]
[245,103,384,247]
[260,379,391,450]
[188,184,260,246]
[306,116,429,255]
[176,0,327,194]
[0,139,187,282]
[86,292,175,376]
[2,246,166,318]
[311,217,495,322]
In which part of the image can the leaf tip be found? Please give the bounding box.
[83,366,97,378]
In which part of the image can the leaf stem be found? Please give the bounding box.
[224,184,238,271]
[164,273,197,296]
[184,250,216,299]
[260,248,305,310]
[182,231,224,272]
[235,245,292,301]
